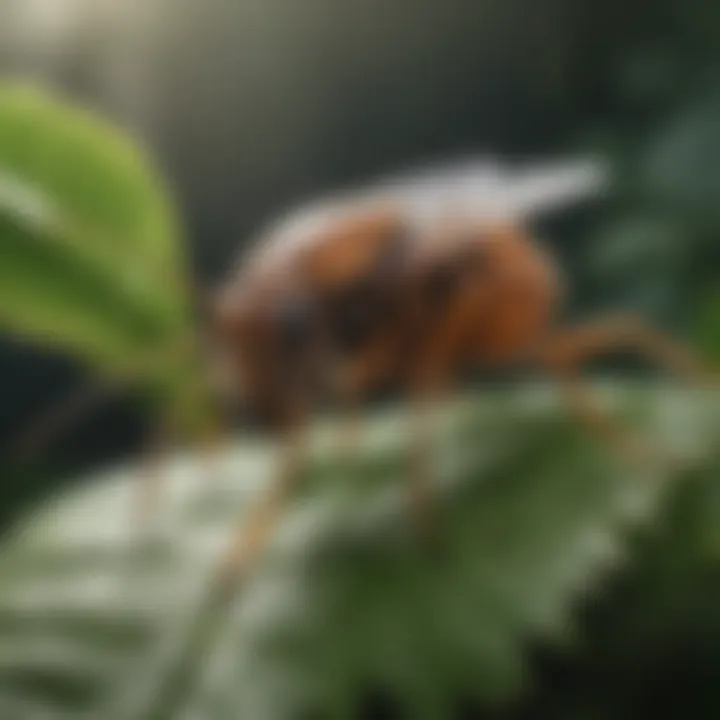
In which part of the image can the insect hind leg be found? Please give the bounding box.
[539,314,715,469]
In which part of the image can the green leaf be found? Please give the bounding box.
[0,82,206,428]
[0,385,717,719]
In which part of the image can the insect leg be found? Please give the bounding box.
[406,385,441,537]
[540,314,714,469]
[404,317,466,537]
[211,415,308,598]
[333,372,362,464]
[542,314,712,381]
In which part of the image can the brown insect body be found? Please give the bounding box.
[211,197,562,427]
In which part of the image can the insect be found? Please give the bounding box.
[13,156,711,603]
[201,156,711,597]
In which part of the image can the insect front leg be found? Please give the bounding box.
[211,410,309,599]
[209,295,317,598]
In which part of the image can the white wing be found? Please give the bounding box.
[498,158,610,218]
[245,155,610,272]
[366,155,610,226]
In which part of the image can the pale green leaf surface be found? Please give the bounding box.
[0,385,717,719]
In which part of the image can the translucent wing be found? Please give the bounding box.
[368,155,610,226]
[244,155,610,272]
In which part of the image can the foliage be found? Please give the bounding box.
[0,386,717,719]
[0,82,210,437]
[583,6,720,340]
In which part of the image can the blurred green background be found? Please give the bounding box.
[0,1,719,718]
